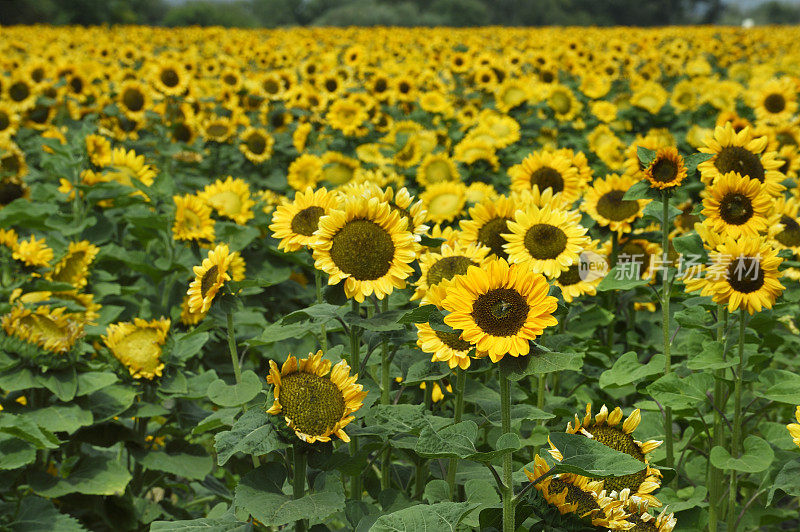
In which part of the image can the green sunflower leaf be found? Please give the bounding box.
[29,453,132,497]
[214,408,286,466]
[0,435,36,471]
[709,436,774,473]
[599,351,665,388]
[206,370,262,407]
[548,432,647,478]
[137,450,213,480]
[595,266,650,291]
[672,231,708,263]
[768,458,800,504]
[637,146,657,166]
[371,501,480,532]
[646,372,714,411]
[7,496,86,532]
[642,200,681,223]
[622,179,658,201]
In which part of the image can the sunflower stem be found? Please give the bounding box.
[349,299,362,501]
[499,367,514,532]
[447,367,466,501]
[226,310,243,386]
[606,231,618,348]
[292,444,307,532]
[661,192,674,474]
[709,305,727,532]
[727,310,746,531]
[532,373,546,459]
[380,297,392,490]
[314,268,327,353]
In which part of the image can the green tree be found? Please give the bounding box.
[163,1,257,27]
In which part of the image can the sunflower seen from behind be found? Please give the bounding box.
[103,317,170,380]
[172,194,215,242]
[267,350,367,443]
[187,243,233,314]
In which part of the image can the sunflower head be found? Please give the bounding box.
[103,317,170,379]
[267,350,367,443]
[644,147,687,190]
[701,171,771,239]
[582,173,649,235]
[269,187,340,252]
[187,243,233,314]
[2,305,84,355]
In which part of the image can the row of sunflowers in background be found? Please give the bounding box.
[2,24,800,532]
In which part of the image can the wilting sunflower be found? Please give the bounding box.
[705,236,784,314]
[503,205,590,279]
[187,243,234,314]
[13,235,53,268]
[441,258,558,362]
[701,172,771,239]
[2,305,83,354]
[47,241,99,289]
[199,176,255,225]
[172,194,215,242]
[420,182,467,224]
[412,241,490,301]
[768,197,800,253]
[698,124,785,196]
[312,196,416,302]
[269,187,340,252]
[459,194,520,259]
[509,150,583,203]
[238,127,274,164]
[287,153,323,191]
[103,317,170,380]
[416,153,460,187]
[267,350,367,443]
[525,455,631,530]
[583,173,649,235]
[752,77,798,125]
[416,283,475,370]
[552,404,663,506]
[644,147,688,190]
[787,406,800,449]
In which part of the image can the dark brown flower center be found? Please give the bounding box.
[471,288,529,337]
[330,219,395,280]
[719,193,754,225]
[726,257,765,293]
[530,166,565,194]
[477,216,512,259]
[426,256,475,286]
[434,330,472,351]
[764,93,786,114]
[0,180,25,205]
[596,189,640,221]
[278,372,345,436]
[160,68,180,88]
[122,88,145,112]
[714,146,765,182]
[9,82,30,102]
[200,265,219,298]
[524,223,568,260]
[245,133,267,155]
[290,206,325,237]
[557,264,582,286]
[775,215,800,248]
[649,157,679,183]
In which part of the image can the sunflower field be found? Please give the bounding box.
[2,23,800,532]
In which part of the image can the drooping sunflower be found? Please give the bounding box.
[103,317,170,380]
[47,241,99,289]
[419,182,467,224]
[698,124,785,196]
[187,243,233,314]
[287,153,323,191]
[459,194,521,260]
[2,305,83,354]
[172,194,215,242]
[312,196,416,302]
[238,127,274,164]
[509,149,583,204]
[583,173,650,235]
[416,153,460,187]
[412,241,491,301]
[524,455,631,530]
[199,176,255,225]
[269,187,340,252]
[644,147,688,190]
[503,206,591,279]
[266,350,367,443]
[441,258,558,363]
[768,196,800,253]
[705,236,784,314]
[701,172,771,239]
[551,404,663,506]
[12,235,54,268]
[752,77,798,125]
[787,406,800,449]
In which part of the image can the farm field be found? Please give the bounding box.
[2,24,800,531]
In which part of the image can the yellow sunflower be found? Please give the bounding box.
[419,182,467,224]
[199,176,255,225]
[1,141,28,179]
[98,147,157,189]
[287,154,323,191]
[415,282,475,371]
[547,84,581,121]
[412,241,490,301]
[180,294,208,326]
[441,258,558,363]
[509,149,583,204]
[173,194,215,242]
[85,134,112,167]
[266,350,367,443]
[187,243,233,314]
[608,489,677,532]
[644,147,688,190]
[752,77,798,125]
[555,240,607,303]
[787,406,800,449]
[2,305,83,354]
[459,194,521,260]
[582,173,650,235]
[103,317,170,380]
[269,187,340,252]
[312,196,416,302]
[503,206,591,279]
[326,99,369,137]
[552,404,663,506]
[416,153,460,187]
[356,184,428,236]
[116,80,150,119]
[321,151,360,186]
[239,127,274,164]
[705,236,784,314]
[13,235,53,268]
[151,60,188,96]
[701,172,771,239]
[768,196,800,253]
[47,241,99,289]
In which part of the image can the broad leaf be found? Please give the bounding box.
[548,432,647,478]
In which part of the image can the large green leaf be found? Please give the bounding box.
[547,432,647,478]
[35,368,78,402]
[647,372,714,411]
[756,369,800,404]
[24,405,93,434]
[0,435,36,470]
[768,458,800,504]
[370,502,479,532]
[150,514,246,531]
[709,436,774,473]
[206,370,262,407]
[596,266,650,291]
[83,384,137,423]
[75,372,118,396]
[0,414,60,449]
[8,496,86,532]
[599,352,664,388]
[414,421,521,463]
[29,454,131,497]
[214,408,286,466]
[138,451,213,480]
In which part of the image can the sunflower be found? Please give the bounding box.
[266,350,367,443]
[322,151,360,186]
[116,80,150,119]
[459,194,520,259]
[551,404,663,506]
[608,489,677,532]
[705,236,784,314]
[453,138,499,170]
[630,81,669,114]
[180,294,208,326]
[312,196,416,302]
[503,206,590,279]
[187,243,233,314]
[326,99,369,137]
[415,282,475,370]
[0,227,19,250]
[644,147,688,190]
[701,172,771,239]
[0,102,20,140]
[199,176,255,225]
[555,240,607,303]
[509,150,583,204]
[420,182,467,224]
[151,60,188,96]
[1,141,28,179]
[358,184,428,236]
[103,317,170,380]
[583,173,649,235]
[287,154,323,191]
[2,305,83,354]
[547,84,581,121]
[239,127,274,164]
[524,455,631,530]
[85,134,112,167]
[172,194,215,242]
[616,237,662,282]
[787,406,800,449]
[293,122,313,153]
[201,115,235,143]
[752,77,798,125]
[98,147,157,190]
[13,235,53,268]
[269,187,340,252]
[47,241,100,289]
[416,153,460,187]
[768,196,800,253]
[698,124,785,196]
[412,241,490,301]
[441,258,558,363]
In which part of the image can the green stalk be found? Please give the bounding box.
[606,231,619,348]
[380,297,391,490]
[349,299,362,500]
[226,310,242,386]
[500,368,514,532]
[293,445,307,532]
[661,192,674,472]
[727,311,746,531]
[709,305,727,531]
[532,373,546,458]
[315,268,327,352]
[446,368,467,501]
